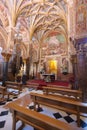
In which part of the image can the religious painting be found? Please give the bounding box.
[76,4,86,34]
[43,34,67,56]
[49,60,57,74]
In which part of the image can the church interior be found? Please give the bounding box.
[0,0,87,130]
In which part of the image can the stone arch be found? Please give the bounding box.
[32,48,38,62]
[14,42,27,59]
[0,1,9,27]
[0,13,6,27]
[0,26,8,50]
[42,31,68,56]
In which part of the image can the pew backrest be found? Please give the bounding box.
[30,92,87,127]
[8,102,73,130]
[5,81,22,94]
[23,82,39,89]
[0,85,6,98]
[47,84,71,89]
[43,86,82,101]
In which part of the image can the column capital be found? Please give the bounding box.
[1,52,12,62]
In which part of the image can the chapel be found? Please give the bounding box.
[0,0,87,130]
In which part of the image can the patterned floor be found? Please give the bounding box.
[0,89,87,130]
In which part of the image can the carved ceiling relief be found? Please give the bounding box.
[0,0,74,63]
[0,2,9,27]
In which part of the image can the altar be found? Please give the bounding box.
[42,74,55,82]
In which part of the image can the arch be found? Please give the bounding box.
[42,30,68,54]
[32,48,38,62]
[14,42,28,59]
[0,26,8,50]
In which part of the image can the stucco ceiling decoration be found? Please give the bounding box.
[0,33,7,49]
[0,0,74,57]
[0,0,73,32]
[0,0,68,38]
[0,1,9,27]
[24,0,68,39]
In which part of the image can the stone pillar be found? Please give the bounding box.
[26,57,30,79]
[21,59,27,84]
[70,55,78,90]
[70,37,87,102]
[76,43,87,102]
[23,59,27,74]
[34,61,39,79]
[75,37,87,103]
[1,52,12,86]
[16,52,21,74]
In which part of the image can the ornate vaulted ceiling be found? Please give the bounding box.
[0,0,74,59]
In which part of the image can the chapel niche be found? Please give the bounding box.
[41,32,72,80]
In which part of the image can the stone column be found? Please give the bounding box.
[23,59,27,74]
[34,61,39,79]
[76,44,87,102]
[70,54,78,90]
[16,52,21,74]
[21,59,27,84]
[26,57,30,79]
[70,37,87,102]
[1,52,12,86]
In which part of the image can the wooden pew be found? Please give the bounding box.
[0,85,9,99]
[43,86,82,101]
[47,84,72,89]
[0,85,7,98]
[5,81,22,95]
[8,102,73,130]
[30,92,87,127]
[23,82,39,90]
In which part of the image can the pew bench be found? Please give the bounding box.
[0,85,9,99]
[8,102,73,130]
[23,82,39,90]
[30,92,87,127]
[47,84,72,89]
[5,81,22,95]
[43,86,82,101]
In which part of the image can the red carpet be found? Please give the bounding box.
[27,79,71,90]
